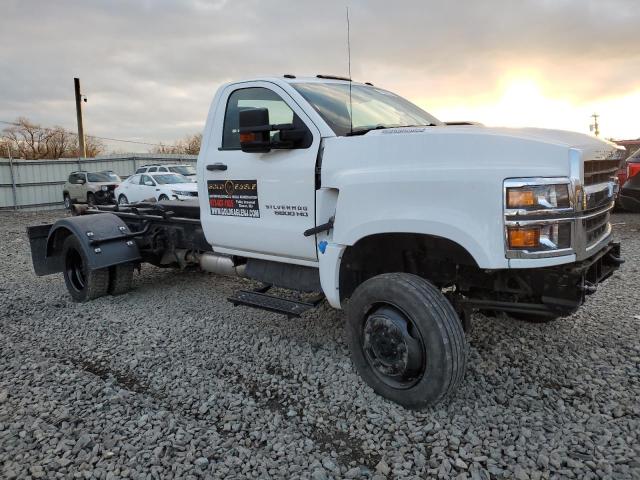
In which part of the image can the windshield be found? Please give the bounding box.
[292,82,442,136]
[87,172,120,182]
[168,165,196,175]
[153,174,190,185]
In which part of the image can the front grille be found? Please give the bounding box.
[583,211,610,247]
[585,188,611,210]
[584,159,620,186]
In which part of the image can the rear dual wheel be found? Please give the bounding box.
[347,273,467,409]
[62,236,134,302]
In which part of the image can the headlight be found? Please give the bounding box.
[101,185,109,191]
[172,190,189,196]
[507,222,572,251]
[506,184,570,211]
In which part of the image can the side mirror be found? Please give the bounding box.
[238,108,307,153]
[239,108,272,153]
[145,181,154,186]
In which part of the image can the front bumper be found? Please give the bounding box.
[463,241,623,318]
[93,189,116,205]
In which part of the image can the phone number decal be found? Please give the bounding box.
[208,180,260,218]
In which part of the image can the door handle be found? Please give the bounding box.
[207,163,228,171]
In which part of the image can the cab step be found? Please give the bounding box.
[228,286,324,318]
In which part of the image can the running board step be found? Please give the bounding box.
[228,289,323,318]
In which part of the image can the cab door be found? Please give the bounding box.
[139,174,158,201]
[199,82,320,265]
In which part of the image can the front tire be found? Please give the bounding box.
[347,273,466,409]
[87,192,95,206]
[118,194,129,205]
[63,194,72,210]
[62,235,109,302]
[158,194,169,201]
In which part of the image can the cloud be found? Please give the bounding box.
[0,0,638,151]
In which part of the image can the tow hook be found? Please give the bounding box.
[605,251,625,266]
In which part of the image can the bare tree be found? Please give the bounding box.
[1,118,104,159]
[151,132,201,155]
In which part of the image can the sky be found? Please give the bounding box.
[1,0,639,153]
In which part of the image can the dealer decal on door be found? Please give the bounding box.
[208,180,260,218]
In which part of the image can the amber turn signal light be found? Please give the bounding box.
[239,132,256,143]
[507,227,540,249]
[507,189,536,208]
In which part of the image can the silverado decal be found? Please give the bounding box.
[208,180,260,218]
[265,204,309,217]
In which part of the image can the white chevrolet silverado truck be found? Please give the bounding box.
[28,75,625,409]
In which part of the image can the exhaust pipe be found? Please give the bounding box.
[198,252,246,277]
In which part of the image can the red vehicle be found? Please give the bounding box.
[618,148,640,212]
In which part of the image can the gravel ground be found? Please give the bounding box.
[1,210,639,480]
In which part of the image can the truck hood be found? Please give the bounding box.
[370,125,622,158]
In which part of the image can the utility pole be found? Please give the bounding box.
[590,113,600,137]
[74,77,87,158]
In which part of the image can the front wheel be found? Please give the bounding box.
[87,192,95,206]
[158,194,169,201]
[118,194,129,205]
[347,273,466,409]
[63,194,72,210]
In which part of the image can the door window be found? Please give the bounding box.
[140,175,155,186]
[222,87,296,149]
[127,174,141,184]
[158,167,168,172]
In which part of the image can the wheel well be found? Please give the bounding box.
[339,233,478,301]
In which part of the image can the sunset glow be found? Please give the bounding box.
[422,71,640,140]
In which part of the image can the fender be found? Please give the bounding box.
[36,213,141,275]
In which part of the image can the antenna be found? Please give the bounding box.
[346,6,353,135]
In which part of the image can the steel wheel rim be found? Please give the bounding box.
[362,304,426,389]
[65,248,86,292]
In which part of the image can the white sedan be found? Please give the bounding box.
[115,173,198,204]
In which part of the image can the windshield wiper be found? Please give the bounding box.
[345,124,436,136]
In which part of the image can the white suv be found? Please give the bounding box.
[134,164,196,181]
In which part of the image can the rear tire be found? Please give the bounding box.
[346,273,467,409]
[62,235,109,302]
[109,263,135,295]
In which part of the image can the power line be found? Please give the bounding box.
[0,119,170,147]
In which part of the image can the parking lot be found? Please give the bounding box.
[1,210,639,479]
